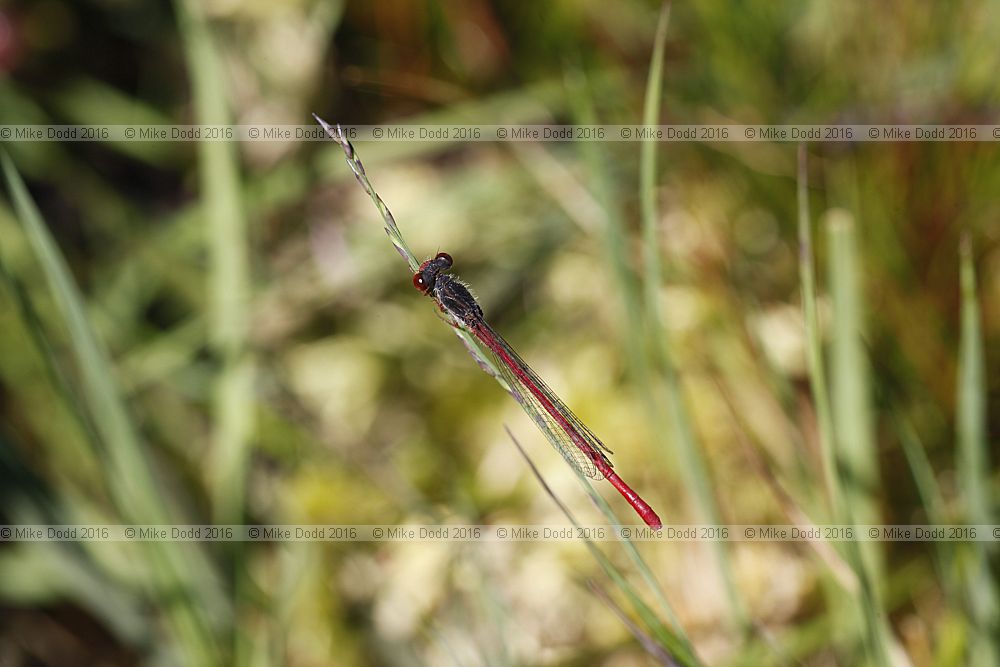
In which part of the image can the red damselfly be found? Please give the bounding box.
[413,252,662,528]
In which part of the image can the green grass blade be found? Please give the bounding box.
[895,415,946,523]
[1,150,221,665]
[504,77,690,638]
[956,235,999,665]
[175,0,255,526]
[638,1,746,632]
[565,56,721,658]
[957,235,992,526]
[1,150,165,523]
[573,465,688,637]
[589,580,681,666]
[0,249,104,451]
[174,4,254,664]
[797,146,840,520]
[827,210,878,525]
[52,78,175,164]
[507,428,702,667]
[639,1,671,323]
[566,67,649,413]
[825,209,891,666]
[894,410,959,615]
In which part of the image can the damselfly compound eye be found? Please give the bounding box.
[435,252,453,267]
[412,272,428,292]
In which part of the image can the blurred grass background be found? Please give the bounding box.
[0,1,998,665]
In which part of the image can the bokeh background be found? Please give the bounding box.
[0,1,998,665]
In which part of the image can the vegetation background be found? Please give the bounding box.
[0,1,996,665]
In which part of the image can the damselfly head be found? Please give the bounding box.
[412,252,454,293]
